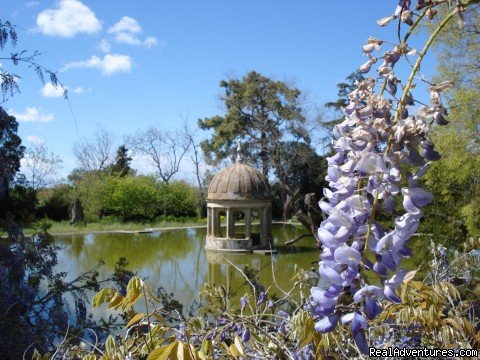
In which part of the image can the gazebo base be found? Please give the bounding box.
[205,236,272,253]
[205,236,252,252]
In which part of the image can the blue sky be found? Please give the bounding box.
[1,0,436,180]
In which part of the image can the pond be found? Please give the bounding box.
[55,224,319,313]
[54,224,426,318]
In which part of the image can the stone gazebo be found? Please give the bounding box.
[205,150,272,252]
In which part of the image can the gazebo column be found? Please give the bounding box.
[265,206,272,245]
[212,208,219,237]
[206,207,211,236]
[260,207,266,244]
[260,206,271,246]
[244,208,251,239]
[226,208,235,238]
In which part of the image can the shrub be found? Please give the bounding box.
[36,184,72,221]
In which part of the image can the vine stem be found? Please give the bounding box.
[379,10,426,97]
[386,1,474,154]
[395,3,469,124]
[142,283,153,353]
[370,2,475,255]
[364,191,379,254]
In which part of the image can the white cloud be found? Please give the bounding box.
[114,32,141,46]
[62,54,132,76]
[144,37,159,48]
[27,135,45,144]
[72,86,86,93]
[36,0,102,38]
[40,82,65,98]
[9,107,54,123]
[108,16,160,48]
[98,38,111,53]
[25,1,39,8]
[108,16,141,34]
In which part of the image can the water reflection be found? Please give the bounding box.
[55,225,318,307]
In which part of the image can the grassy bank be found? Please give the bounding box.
[23,217,208,236]
[23,218,304,236]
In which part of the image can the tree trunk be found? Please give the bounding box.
[282,187,302,221]
[295,193,323,248]
[260,131,269,181]
[70,199,85,225]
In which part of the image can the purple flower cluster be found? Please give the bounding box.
[310,0,454,353]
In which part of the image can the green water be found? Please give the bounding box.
[55,225,319,309]
[55,224,426,317]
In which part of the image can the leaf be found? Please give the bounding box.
[126,276,143,305]
[105,335,116,355]
[403,270,417,284]
[298,317,315,349]
[31,349,42,360]
[126,312,147,328]
[107,291,125,310]
[234,335,246,357]
[201,339,212,356]
[92,288,113,308]
[148,341,177,360]
[152,313,166,323]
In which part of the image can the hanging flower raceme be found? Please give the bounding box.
[308,0,464,353]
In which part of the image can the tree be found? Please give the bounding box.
[271,141,327,219]
[72,127,115,172]
[324,71,365,124]
[183,120,208,217]
[199,71,316,219]
[199,71,310,179]
[22,141,62,192]
[0,20,66,103]
[128,126,190,183]
[108,145,133,177]
[420,5,480,245]
[0,20,105,360]
[0,107,24,200]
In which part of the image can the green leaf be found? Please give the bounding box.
[147,341,177,360]
[233,335,246,357]
[92,288,113,308]
[105,335,116,355]
[107,291,125,310]
[126,276,143,305]
[126,312,147,328]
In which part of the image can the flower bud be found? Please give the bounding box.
[359,58,377,74]
[401,10,413,26]
[426,7,437,20]
[377,15,395,27]
[430,90,441,108]
[434,111,449,125]
[362,43,376,54]
[431,81,454,92]
[242,327,251,343]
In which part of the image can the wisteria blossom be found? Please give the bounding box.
[308,0,473,353]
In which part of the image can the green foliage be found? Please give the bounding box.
[159,180,199,218]
[0,107,25,198]
[105,175,160,220]
[0,176,38,225]
[324,71,365,123]
[271,141,328,219]
[69,170,110,220]
[70,173,200,222]
[36,183,72,221]
[199,71,322,220]
[107,145,133,177]
[199,71,309,176]
[420,6,480,246]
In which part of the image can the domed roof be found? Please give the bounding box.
[207,162,271,201]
